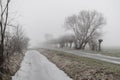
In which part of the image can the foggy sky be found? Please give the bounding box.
[10,0,120,47]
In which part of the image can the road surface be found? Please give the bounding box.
[12,50,72,80]
[44,47,120,65]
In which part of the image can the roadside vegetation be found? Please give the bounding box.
[39,48,120,80]
[0,0,29,79]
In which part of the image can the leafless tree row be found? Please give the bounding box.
[44,10,106,51]
[43,34,75,48]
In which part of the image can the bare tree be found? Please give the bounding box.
[0,0,11,73]
[11,25,29,53]
[88,39,98,51]
[65,10,106,49]
[60,34,75,48]
[88,31,101,51]
[43,34,75,48]
[4,30,12,56]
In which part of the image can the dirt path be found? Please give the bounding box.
[12,50,72,80]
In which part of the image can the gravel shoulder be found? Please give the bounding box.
[38,48,120,80]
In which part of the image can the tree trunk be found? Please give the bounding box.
[0,34,5,74]
[77,41,84,49]
[98,42,101,51]
[0,45,4,74]
[70,43,72,48]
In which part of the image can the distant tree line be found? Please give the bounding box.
[44,10,106,51]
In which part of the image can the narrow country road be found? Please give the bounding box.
[44,47,120,65]
[12,50,72,80]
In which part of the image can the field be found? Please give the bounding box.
[38,48,120,80]
[80,47,120,57]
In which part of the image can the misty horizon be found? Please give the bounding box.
[10,0,120,47]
